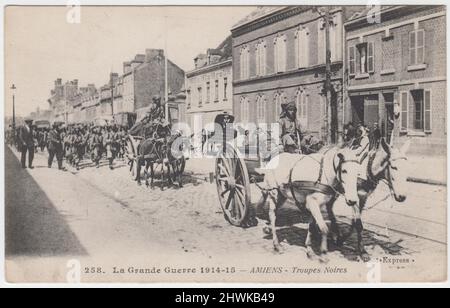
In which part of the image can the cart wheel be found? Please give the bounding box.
[215,147,251,227]
[126,137,139,181]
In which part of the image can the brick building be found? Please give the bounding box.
[186,36,233,135]
[231,6,357,140]
[47,78,80,123]
[344,5,446,155]
[98,73,120,120]
[123,49,185,119]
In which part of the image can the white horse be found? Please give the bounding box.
[327,138,410,261]
[256,146,360,260]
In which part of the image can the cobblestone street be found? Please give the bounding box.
[4,146,447,282]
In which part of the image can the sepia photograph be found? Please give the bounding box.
[2,2,448,286]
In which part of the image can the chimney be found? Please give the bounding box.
[123,61,131,74]
[145,49,164,62]
[134,54,146,63]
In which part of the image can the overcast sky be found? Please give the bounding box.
[4,5,257,117]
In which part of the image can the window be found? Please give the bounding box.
[410,89,432,132]
[240,46,250,79]
[214,80,219,102]
[206,82,210,103]
[256,95,266,124]
[296,91,308,128]
[274,92,286,120]
[240,96,250,123]
[223,77,228,100]
[357,42,374,74]
[348,45,356,75]
[329,21,337,62]
[295,27,309,68]
[198,87,203,107]
[317,20,326,64]
[409,29,425,66]
[187,89,191,109]
[274,34,287,73]
[255,40,267,76]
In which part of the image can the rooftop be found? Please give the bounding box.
[232,6,286,30]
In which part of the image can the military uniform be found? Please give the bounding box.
[278,102,303,154]
[103,128,118,169]
[48,126,64,169]
[73,130,85,170]
[92,130,103,168]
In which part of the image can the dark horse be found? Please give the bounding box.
[136,123,185,190]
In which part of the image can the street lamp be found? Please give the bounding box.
[11,84,16,129]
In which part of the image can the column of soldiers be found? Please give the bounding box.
[15,121,128,171]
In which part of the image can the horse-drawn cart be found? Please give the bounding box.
[213,113,277,227]
[125,100,186,187]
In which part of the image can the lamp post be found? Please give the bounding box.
[11,84,16,128]
[11,84,17,146]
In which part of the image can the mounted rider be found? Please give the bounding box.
[279,100,303,154]
[129,95,166,138]
[351,123,370,163]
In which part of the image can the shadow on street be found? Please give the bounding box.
[5,146,88,257]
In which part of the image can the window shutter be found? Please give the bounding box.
[424,90,432,132]
[368,42,375,73]
[417,29,425,64]
[409,31,416,65]
[348,46,355,75]
[400,91,409,132]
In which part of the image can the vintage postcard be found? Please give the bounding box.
[3,3,447,284]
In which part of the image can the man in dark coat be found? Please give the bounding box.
[18,118,35,169]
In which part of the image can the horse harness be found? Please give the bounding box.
[287,148,358,208]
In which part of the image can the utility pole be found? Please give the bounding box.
[110,74,115,118]
[316,6,335,144]
[324,7,334,144]
[164,15,169,123]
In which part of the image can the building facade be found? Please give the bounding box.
[231,6,353,140]
[48,78,80,123]
[345,5,446,154]
[186,36,233,135]
[125,49,185,119]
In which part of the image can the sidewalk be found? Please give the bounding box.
[407,155,446,186]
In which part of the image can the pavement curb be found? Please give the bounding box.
[407,177,447,187]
